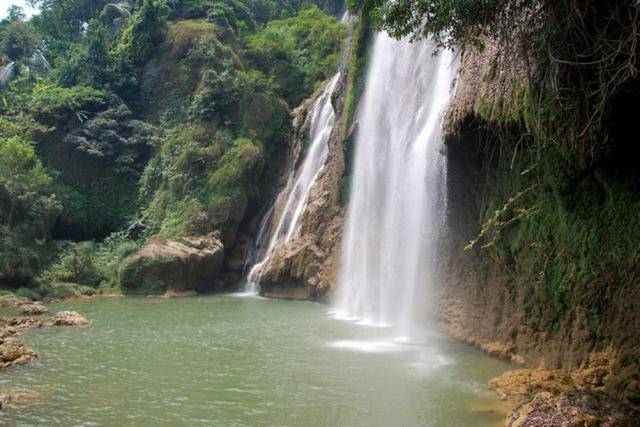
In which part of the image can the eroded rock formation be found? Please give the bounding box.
[119,233,225,294]
[252,71,349,300]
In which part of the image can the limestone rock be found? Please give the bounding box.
[0,337,37,369]
[160,290,197,298]
[506,391,640,427]
[1,316,43,331]
[251,72,348,300]
[17,302,48,316]
[48,311,90,326]
[119,234,224,294]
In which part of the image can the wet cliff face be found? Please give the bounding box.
[255,71,349,300]
[439,41,640,407]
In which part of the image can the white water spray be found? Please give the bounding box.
[245,73,341,293]
[334,33,458,333]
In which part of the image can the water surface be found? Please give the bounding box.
[1,295,511,426]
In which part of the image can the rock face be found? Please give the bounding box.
[252,69,349,300]
[119,234,224,294]
[439,36,640,408]
[506,391,640,427]
[17,302,48,316]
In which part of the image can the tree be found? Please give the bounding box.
[28,0,108,47]
[0,17,40,61]
[246,6,346,106]
[0,137,53,226]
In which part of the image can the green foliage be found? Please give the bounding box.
[140,124,266,237]
[52,20,112,88]
[0,0,345,286]
[0,137,60,281]
[247,6,346,105]
[15,286,42,300]
[41,241,101,286]
[467,141,640,330]
[27,85,108,125]
[0,137,58,227]
[44,281,96,299]
[112,0,170,70]
[0,17,40,61]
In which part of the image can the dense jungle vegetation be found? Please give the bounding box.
[0,0,346,298]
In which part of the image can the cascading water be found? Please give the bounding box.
[334,33,458,333]
[245,73,341,293]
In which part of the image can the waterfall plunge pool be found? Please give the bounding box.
[1,294,512,426]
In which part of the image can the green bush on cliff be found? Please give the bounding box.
[0,136,61,281]
[247,6,346,106]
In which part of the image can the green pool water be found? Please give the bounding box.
[0,294,512,426]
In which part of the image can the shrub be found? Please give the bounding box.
[15,286,42,301]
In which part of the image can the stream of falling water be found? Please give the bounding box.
[333,33,458,336]
[245,73,341,293]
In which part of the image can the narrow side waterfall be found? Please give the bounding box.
[245,73,341,293]
[334,33,458,332]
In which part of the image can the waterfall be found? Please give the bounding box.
[334,33,458,332]
[0,62,16,89]
[245,72,341,293]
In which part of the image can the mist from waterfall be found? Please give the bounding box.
[334,33,458,333]
[245,73,341,293]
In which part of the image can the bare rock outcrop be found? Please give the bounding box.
[119,233,224,294]
[0,336,37,369]
[251,71,349,300]
[443,37,530,136]
[17,302,48,316]
[48,311,91,326]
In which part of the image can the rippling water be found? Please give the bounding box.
[0,295,511,426]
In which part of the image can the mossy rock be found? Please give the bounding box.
[118,234,224,294]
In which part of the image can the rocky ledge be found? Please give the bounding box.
[490,367,640,426]
[17,302,48,316]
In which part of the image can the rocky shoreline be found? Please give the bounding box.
[487,368,640,426]
[0,297,91,413]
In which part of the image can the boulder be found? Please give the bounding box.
[17,302,48,316]
[160,290,197,298]
[119,234,224,294]
[506,391,640,427]
[48,311,90,326]
[1,316,43,330]
[0,337,37,369]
